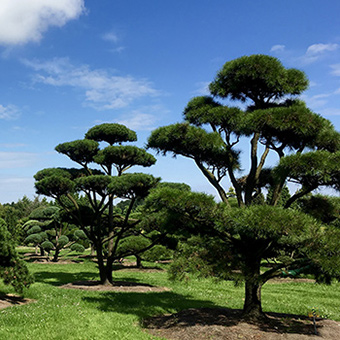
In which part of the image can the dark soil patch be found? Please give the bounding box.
[0,294,35,310]
[143,307,340,339]
[60,280,171,292]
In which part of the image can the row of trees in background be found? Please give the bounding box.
[1,55,340,322]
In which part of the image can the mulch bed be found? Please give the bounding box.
[143,307,340,339]
[0,294,35,310]
[60,280,171,292]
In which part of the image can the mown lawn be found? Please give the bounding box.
[0,257,339,340]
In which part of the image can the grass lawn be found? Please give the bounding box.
[0,256,339,339]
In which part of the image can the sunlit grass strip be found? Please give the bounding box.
[0,261,338,339]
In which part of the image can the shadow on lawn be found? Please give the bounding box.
[33,271,98,286]
[82,290,224,320]
[82,288,323,337]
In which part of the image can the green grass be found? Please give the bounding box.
[0,258,339,339]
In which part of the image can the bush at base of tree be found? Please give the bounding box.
[0,218,33,293]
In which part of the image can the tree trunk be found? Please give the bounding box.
[95,243,109,285]
[90,243,95,256]
[135,255,142,268]
[242,256,266,320]
[107,196,114,257]
[52,248,60,262]
[39,246,45,256]
[243,278,264,320]
[105,256,114,284]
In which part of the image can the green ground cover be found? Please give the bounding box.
[0,257,339,340]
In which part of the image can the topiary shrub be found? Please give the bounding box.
[0,218,34,293]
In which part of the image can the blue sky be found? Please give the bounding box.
[0,0,339,203]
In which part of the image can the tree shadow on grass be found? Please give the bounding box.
[33,271,98,286]
[142,307,327,338]
[82,291,327,337]
[82,290,226,321]
[112,263,165,271]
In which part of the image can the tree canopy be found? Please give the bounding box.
[147,54,340,320]
[35,123,161,284]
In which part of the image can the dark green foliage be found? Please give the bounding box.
[94,146,156,174]
[74,229,87,240]
[23,206,86,261]
[184,96,244,133]
[0,218,33,293]
[117,236,150,255]
[75,175,113,197]
[266,185,290,207]
[297,195,340,225]
[108,173,160,199]
[0,195,49,243]
[156,182,191,192]
[147,123,240,170]
[58,235,69,247]
[35,175,75,198]
[34,167,73,181]
[244,101,332,149]
[70,243,85,253]
[35,123,161,283]
[25,232,47,245]
[149,187,340,284]
[143,245,173,262]
[209,54,308,102]
[275,151,340,191]
[41,240,54,252]
[168,236,232,281]
[26,225,42,235]
[147,54,340,320]
[85,123,137,145]
[55,139,99,165]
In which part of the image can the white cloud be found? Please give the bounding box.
[0,104,20,120]
[292,43,340,65]
[110,46,126,54]
[23,58,159,110]
[301,93,328,109]
[330,64,340,76]
[270,45,285,52]
[102,31,119,43]
[318,107,340,116]
[0,176,35,203]
[0,143,27,148]
[117,112,157,131]
[192,82,210,96]
[302,89,340,110]
[0,0,85,45]
[0,152,37,168]
[306,43,339,55]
